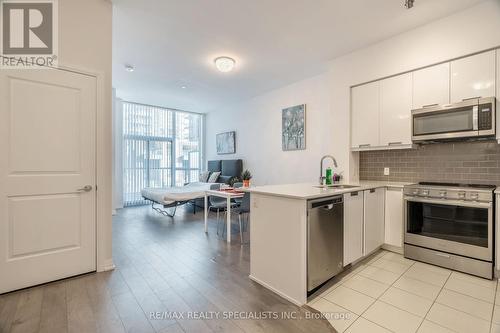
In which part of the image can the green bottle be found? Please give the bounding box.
[325,167,333,185]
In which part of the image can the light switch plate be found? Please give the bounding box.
[384,167,390,176]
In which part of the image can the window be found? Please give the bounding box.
[123,102,203,206]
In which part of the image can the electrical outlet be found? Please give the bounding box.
[384,167,390,176]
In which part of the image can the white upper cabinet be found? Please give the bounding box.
[450,50,496,103]
[412,63,450,109]
[351,49,499,151]
[380,73,413,146]
[351,82,380,148]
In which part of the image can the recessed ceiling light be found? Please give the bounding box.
[214,56,236,73]
[125,64,135,72]
[181,86,187,89]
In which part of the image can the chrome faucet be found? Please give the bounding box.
[319,155,338,185]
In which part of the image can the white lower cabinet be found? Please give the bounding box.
[496,194,500,271]
[343,186,403,265]
[364,188,385,255]
[384,187,404,248]
[343,191,364,266]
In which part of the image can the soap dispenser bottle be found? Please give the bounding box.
[325,167,333,185]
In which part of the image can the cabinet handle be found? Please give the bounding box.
[422,103,439,108]
[358,144,371,148]
[370,189,376,193]
[351,191,358,196]
[388,141,402,146]
[462,96,481,101]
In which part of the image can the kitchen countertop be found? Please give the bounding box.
[242,181,413,200]
[495,187,500,194]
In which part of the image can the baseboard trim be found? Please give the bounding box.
[248,275,305,306]
[98,259,115,272]
[382,244,403,254]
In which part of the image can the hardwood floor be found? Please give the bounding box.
[0,205,335,333]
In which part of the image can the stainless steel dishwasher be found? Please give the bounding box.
[307,195,344,292]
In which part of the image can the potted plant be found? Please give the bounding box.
[228,176,241,187]
[241,169,252,187]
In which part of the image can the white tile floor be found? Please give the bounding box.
[308,250,500,333]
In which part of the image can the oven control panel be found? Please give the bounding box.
[403,186,493,202]
[478,103,493,130]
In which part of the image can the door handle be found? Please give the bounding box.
[77,185,93,192]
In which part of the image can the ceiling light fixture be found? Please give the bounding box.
[214,56,236,73]
[404,0,415,9]
[125,64,135,72]
[181,85,187,89]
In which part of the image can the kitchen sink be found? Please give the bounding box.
[313,184,360,189]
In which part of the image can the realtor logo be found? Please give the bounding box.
[1,0,58,68]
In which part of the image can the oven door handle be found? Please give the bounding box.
[404,196,492,209]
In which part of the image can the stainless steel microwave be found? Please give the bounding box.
[411,97,496,142]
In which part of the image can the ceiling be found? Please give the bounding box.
[112,0,486,113]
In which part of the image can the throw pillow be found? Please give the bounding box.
[207,171,221,183]
[199,171,210,182]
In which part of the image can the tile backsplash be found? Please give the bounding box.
[359,140,500,185]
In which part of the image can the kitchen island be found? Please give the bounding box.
[244,181,410,306]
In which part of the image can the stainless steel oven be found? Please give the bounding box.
[404,182,495,279]
[412,97,495,142]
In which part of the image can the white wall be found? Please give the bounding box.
[58,0,113,270]
[112,91,124,213]
[206,0,500,185]
[206,73,332,185]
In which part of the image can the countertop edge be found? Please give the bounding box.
[242,182,411,200]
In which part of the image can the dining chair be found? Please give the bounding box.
[233,182,244,205]
[224,192,250,244]
[208,184,239,235]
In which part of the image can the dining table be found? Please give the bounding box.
[204,188,245,243]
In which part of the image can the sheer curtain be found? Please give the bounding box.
[122,102,203,206]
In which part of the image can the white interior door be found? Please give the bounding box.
[0,68,96,293]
